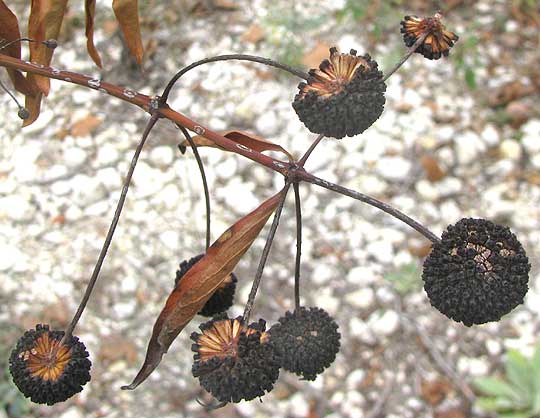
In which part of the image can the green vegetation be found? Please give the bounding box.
[385,262,421,295]
[0,326,32,418]
[474,346,540,418]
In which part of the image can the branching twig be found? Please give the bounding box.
[0,54,289,175]
[404,317,476,404]
[298,134,325,167]
[242,184,290,324]
[298,170,441,243]
[293,182,302,310]
[160,54,309,103]
[382,32,429,82]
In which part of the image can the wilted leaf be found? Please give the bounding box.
[488,80,535,108]
[85,0,102,67]
[302,42,332,68]
[420,378,452,406]
[420,155,446,182]
[70,114,102,137]
[112,0,144,66]
[0,1,37,96]
[123,190,285,390]
[28,0,68,96]
[182,130,294,161]
[241,24,265,44]
[22,92,43,127]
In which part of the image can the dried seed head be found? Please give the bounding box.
[292,47,386,139]
[423,218,530,326]
[9,324,91,405]
[191,315,279,404]
[269,307,340,380]
[175,254,237,317]
[400,13,459,60]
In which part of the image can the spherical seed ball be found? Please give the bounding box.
[175,254,237,317]
[9,324,91,405]
[400,13,459,60]
[269,307,341,380]
[423,218,530,327]
[292,47,386,139]
[191,315,280,404]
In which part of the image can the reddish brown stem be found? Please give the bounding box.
[0,54,288,176]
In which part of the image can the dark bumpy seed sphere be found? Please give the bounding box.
[175,254,237,317]
[400,13,459,60]
[269,307,340,380]
[191,316,280,404]
[9,324,91,405]
[292,47,386,139]
[423,218,530,327]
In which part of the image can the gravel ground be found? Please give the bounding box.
[1,1,540,418]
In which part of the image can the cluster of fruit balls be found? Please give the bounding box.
[8,12,532,408]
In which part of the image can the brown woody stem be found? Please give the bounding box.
[298,134,325,167]
[242,184,290,324]
[62,115,160,342]
[293,182,302,310]
[0,54,288,175]
[160,54,309,103]
[382,32,429,82]
[297,170,440,244]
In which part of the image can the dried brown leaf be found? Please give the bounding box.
[85,0,102,67]
[0,1,38,96]
[28,0,68,96]
[123,190,284,390]
[302,42,332,69]
[420,155,446,182]
[420,378,452,406]
[182,130,294,161]
[112,0,144,66]
[70,114,102,137]
[241,24,265,44]
[22,91,42,127]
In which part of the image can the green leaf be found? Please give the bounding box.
[473,377,522,400]
[532,345,540,414]
[506,349,534,402]
[476,396,514,412]
[465,67,476,90]
[499,412,533,418]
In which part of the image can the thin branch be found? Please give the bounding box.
[298,171,441,244]
[0,54,289,175]
[298,134,325,167]
[62,115,160,341]
[404,316,476,404]
[382,32,429,82]
[160,54,309,103]
[178,125,211,251]
[293,182,302,310]
[242,184,290,324]
[0,37,35,51]
[0,78,23,109]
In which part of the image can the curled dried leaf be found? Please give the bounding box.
[181,130,294,161]
[123,190,285,390]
